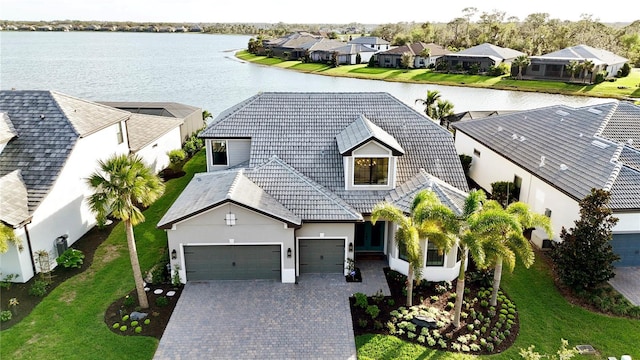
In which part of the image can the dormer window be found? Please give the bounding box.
[211,140,228,165]
[354,157,389,185]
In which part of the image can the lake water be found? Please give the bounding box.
[0,31,614,117]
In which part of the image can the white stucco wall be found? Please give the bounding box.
[135,127,182,173]
[0,227,33,283]
[6,122,130,281]
[295,222,355,276]
[165,203,296,283]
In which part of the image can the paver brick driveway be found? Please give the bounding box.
[154,268,388,360]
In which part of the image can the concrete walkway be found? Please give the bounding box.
[609,267,640,306]
[154,260,389,360]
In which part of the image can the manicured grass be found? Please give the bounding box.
[0,151,207,360]
[356,257,640,359]
[236,51,640,101]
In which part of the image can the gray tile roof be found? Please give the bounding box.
[610,166,640,210]
[51,91,129,137]
[0,170,30,226]
[199,92,468,215]
[0,90,80,213]
[244,156,362,221]
[619,145,640,172]
[158,170,301,229]
[336,114,404,155]
[308,39,348,52]
[539,44,628,65]
[0,112,18,144]
[599,101,640,151]
[331,44,376,55]
[453,43,525,60]
[385,169,467,216]
[453,101,640,210]
[127,113,183,152]
[378,42,447,56]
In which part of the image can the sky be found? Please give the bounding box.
[2,0,637,24]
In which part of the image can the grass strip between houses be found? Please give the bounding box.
[236,50,640,101]
[0,150,206,360]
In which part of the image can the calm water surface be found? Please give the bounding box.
[0,32,614,117]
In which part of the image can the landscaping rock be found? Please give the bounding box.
[130,311,148,321]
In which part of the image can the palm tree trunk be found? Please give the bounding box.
[125,220,149,309]
[490,256,503,307]
[406,266,414,307]
[453,251,466,328]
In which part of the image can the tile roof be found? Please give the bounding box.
[336,114,404,155]
[244,156,362,221]
[199,92,468,216]
[331,44,376,55]
[158,170,301,229]
[599,101,640,151]
[0,170,30,226]
[0,90,80,213]
[126,113,183,152]
[378,42,448,56]
[0,112,18,144]
[50,91,129,137]
[453,43,525,60]
[453,101,640,210]
[538,44,628,64]
[385,169,468,216]
[98,101,201,118]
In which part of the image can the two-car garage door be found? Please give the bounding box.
[184,245,281,281]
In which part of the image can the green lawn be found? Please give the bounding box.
[0,150,207,360]
[356,257,640,359]
[236,50,640,101]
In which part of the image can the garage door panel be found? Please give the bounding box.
[300,239,344,274]
[612,233,640,267]
[184,245,280,281]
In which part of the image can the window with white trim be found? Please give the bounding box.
[354,157,389,185]
[425,242,444,266]
[211,140,228,165]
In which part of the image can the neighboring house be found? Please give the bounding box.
[158,92,470,284]
[440,43,525,72]
[308,39,376,65]
[519,44,629,83]
[0,90,184,282]
[262,32,323,59]
[442,110,518,130]
[348,36,392,52]
[376,42,448,68]
[99,101,203,142]
[453,101,640,266]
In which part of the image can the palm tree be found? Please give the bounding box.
[471,200,552,306]
[202,110,213,127]
[581,59,595,83]
[433,99,455,122]
[415,89,441,119]
[371,190,457,306]
[565,61,580,82]
[414,188,487,328]
[87,154,165,309]
[512,55,530,80]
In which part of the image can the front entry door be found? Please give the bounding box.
[355,221,385,252]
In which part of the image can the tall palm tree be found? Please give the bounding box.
[415,188,487,328]
[581,59,595,83]
[434,99,455,122]
[471,200,552,306]
[512,55,530,80]
[87,154,165,309]
[371,190,457,306]
[415,89,441,119]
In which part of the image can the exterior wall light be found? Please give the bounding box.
[348,242,354,252]
[287,248,292,258]
[171,249,177,259]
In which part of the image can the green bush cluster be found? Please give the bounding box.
[28,280,49,297]
[55,249,85,269]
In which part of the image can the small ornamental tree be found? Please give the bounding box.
[550,189,620,292]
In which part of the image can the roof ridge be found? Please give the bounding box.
[227,169,244,200]
[603,163,623,191]
[260,156,362,218]
[419,168,467,214]
[594,101,619,137]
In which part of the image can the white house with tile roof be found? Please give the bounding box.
[158,92,470,284]
[453,101,640,266]
[0,90,184,282]
[441,43,525,73]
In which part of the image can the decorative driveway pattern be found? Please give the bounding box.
[154,260,389,360]
[609,267,640,306]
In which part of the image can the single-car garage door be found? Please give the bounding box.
[612,233,640,267]
[299,239,344,274]
[184,245,281,281]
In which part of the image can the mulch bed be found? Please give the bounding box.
[350,266,519,355]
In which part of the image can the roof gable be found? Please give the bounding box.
[0,170,30,227]
[51,91,130,137]
[336,114,405,155]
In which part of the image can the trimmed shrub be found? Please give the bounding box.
[28,280,49,297]
[156,296,169,307]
